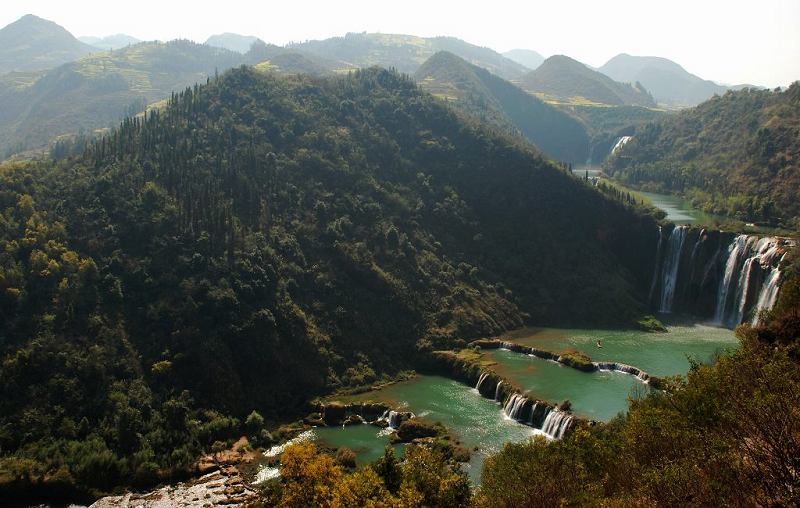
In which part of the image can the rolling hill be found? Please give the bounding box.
[518,55,657,107]
[607,84,800,225]
[503,49,545,70]
[288,32,529,80]
[415,51,589,163]
[599,53,730,108]
[0,14,97,74]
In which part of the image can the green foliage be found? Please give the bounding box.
[607,84,800,226]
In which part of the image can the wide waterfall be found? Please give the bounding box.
[648,226,789,327]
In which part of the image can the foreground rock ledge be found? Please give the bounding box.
[90,465,258,508]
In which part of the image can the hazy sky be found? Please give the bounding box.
[3,0,799,87]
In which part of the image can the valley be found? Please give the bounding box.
[0,7,797,507]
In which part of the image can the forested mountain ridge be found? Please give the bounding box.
[0,66,657,500]
[288,32,530,80]
[0,39,348,158]
[415,51,589,163]
[607,84,800,226]
[519,55,657,107]
[0,14,96,74]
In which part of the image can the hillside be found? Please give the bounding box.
[599,53,730,108]
[415,51,589,163]
[289,32,529,80]
[518,55,657,107]
[0,66,658,500]
[503,49,545,70]
[78,34,142,50]
[205,33,261,53]
[0,14,96,74]
[607,84,800,226]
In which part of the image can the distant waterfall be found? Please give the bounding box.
[658,225,688,312]
[610,135,633,156]
[380,410,402,429]
[649,227,789,328]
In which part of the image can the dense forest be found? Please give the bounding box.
[607,84,800,227]
[0,66,658,501]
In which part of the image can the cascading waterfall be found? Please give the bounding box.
[659,225,689,312]
[540,408,573,439]
[494,381,503,402]
[380,410,401,429]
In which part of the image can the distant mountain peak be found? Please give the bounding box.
[0,14,96,73]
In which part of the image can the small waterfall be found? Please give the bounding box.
[494,381,503,402]
[528,402,539,426]
[380,410,401,429]
[541,408,573,439]
[659,225,689,312]
[475,372,489,391]
[594,361,651,383]
[503,393,529,421]
[647,226,664,306]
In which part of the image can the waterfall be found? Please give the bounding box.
[610,135,633,156]
[494,381,503,402]
[752,256,784,326]
[528,402,539,426]
[503,394,528,421]
[659,225,688,312]
[541,409,573,439]
[713,236,784,327]
[475,372,489,391]
[380,410,401,429]
[647,226,664,306]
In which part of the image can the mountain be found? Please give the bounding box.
[0,66,657,499]
[503,49,545,70]
[518,55,657,107]
[289,32,529,80]
[0,14,96,74]
[0,39,350,158]
[78,34,142,50]
[205,32,261,53]
[415,51,589,163]
[599,53,730,108]
[607,84,800,225]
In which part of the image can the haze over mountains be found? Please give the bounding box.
[0,13,777,161]
[518,55,656,107]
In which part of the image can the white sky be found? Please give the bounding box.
[2,0,798,87]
